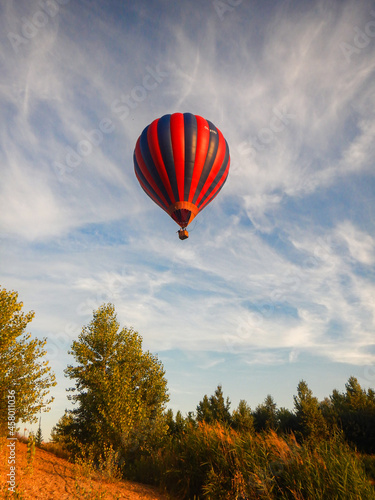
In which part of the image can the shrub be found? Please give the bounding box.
[42,441,71,461]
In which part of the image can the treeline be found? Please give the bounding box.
[51,378,375,499]
[1,288,375,498]
[50,304,375,498]
[172,377,375,455]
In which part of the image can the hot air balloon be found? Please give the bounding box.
[133,112,230,240]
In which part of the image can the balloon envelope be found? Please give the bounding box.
[133,112,230,232]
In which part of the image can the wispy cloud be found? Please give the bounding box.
[1,0,374,437]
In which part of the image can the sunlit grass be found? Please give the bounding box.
[152,423,375,499]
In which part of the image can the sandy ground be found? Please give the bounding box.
[0,440,173,499]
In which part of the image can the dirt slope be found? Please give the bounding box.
[1,440,173,499]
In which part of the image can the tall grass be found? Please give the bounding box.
[43,421,375,498]
[155,422,375,499]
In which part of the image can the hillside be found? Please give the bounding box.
[0,440,172,499]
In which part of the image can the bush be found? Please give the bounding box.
[42,441,71,461]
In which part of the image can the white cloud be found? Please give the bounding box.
[1,0,375,436]
[336,221,375,265]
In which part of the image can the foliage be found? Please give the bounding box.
[26,433,36,472]
[0,287,56,436]
[293,380,329,441]
[41,441,71,460]
[361,454,375,485]
[196,385,232,425]
[50,410,75,450]
[47,312,375,497]
[165,409,188,436]
[126,378,375,497]
[64,303,169,470]
[253,394,278,432]
[35,419,43,447]
[277,407,299,434]
[328,376,375,453]
[72,441,122,483]
[158,423,375,499]
[232,399,254,433]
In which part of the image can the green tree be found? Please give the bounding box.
[253,394,278,432]
[186,411,197,427]
[277,407,298,434]
[196,394,213,423]
[232,399,254,432]
[0,287,56,436]
[345,376,372,408]
[64,303,169,462]
[196,385,231,425]
[330,376,375,453]
[294,380,328,441]
[50,410,75,450]
[35,417,43,447]
[165,409,187,436]
[320,396,340,433]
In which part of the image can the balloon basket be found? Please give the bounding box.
[178,229,189,240]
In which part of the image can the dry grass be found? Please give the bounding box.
[0,438,173,499]
[158,423,375,499]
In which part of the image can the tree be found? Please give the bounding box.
[64,303,169,462]
[51,410,74,447]
[329,376,375,453]
[277,407,298,434]
[196,385,231,425]
[253,395,278,432]
[293,380,328,441]
[165,409,187,436]
[345,376,373,408]
[232,399,254,432]
[320,396,340,433]
[196,394,213,423]
[35,417,43,447]
[0,287,56,436]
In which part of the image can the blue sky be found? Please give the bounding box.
[1,0,375,439]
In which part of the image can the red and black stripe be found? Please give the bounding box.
[133,112,230,228]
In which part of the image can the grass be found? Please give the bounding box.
[31,425,375,499]
[41,441,71,461]
[6,427,373,499]
[151,423,375,499]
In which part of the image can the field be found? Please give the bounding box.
[0,439,172,500]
